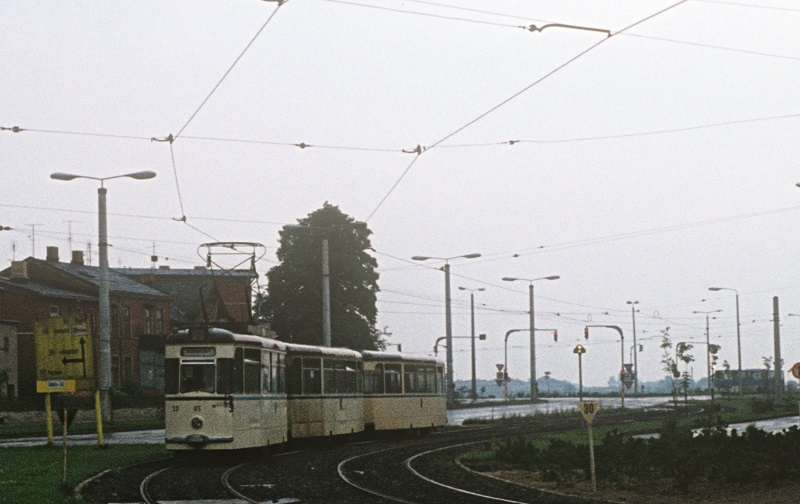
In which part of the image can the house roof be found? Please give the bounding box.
[0,276,97,302]
[115,267,256,278]
[45,261,169,299]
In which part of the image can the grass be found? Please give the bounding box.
[0,443,168,504]
[459,395,800,464]
[0,417,165,439]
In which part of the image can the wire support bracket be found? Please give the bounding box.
[524,23,612,37]
[151,133,175,144]
[402,144,426,155]
[1,126,24,133]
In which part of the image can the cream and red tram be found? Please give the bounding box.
[361,351,446,431]
[164,327,288,451]
[284,343,364,439]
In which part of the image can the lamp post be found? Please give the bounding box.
[413,253,481,405]
[283,222,367,347]
[693,309,722,398]
[51,170,156,422]
[502,275,560,402]
[626,300,639,394]
[458,286,485,401]
[708,287,742,395]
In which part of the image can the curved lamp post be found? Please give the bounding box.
[51,170,156,422]
[502,275,559,401]
[413,253,481,405]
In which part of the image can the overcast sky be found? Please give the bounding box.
[3,0,800,387]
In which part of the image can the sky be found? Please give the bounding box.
[3,0,800,387]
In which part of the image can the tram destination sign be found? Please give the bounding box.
[35,316,95,393]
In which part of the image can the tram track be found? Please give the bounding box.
[81,404,705,503]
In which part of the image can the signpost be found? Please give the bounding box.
[34,316,104,449]
[578,400,600,492]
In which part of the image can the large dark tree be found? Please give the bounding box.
[264,203,383,350]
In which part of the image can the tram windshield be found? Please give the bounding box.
[180,363,215,393]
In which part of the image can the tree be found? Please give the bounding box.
[659,328,678,403]
[264,203,383,350]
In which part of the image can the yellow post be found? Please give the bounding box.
[45,392,54,445]
[94,390,105,446]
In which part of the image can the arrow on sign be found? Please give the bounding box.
[61,337,87,377]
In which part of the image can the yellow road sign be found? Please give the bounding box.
[35,316,95,392]
[578,400,600,424]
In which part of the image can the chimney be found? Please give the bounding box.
[9,261,28,281]
[71,250,84,266]
[46,246,59,262]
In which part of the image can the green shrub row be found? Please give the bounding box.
[494,419,800,492]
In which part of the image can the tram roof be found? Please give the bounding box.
[167,326,286,351]
[284,342,363,360]
[360,350,443,366]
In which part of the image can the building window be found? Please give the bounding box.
[111,305,120,338]
[2,337,8,351]
[144,306,164,334]
[122,305,131,339]
[49,305,60,318]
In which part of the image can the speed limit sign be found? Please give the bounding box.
[791,362,800,380]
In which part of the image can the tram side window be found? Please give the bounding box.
[421,365,435,392]
[323,358,336,394]
[303,358,322,394]
[181,363,215,393]
[262,351,272,393]
[385,363,402,394]
[217,358,233,394]
[276,353,286,393]
[243,349,261,394]
[165,358,179,394]
[404,364,417,393]
[366,363,384,394]
[232,348,244,394]
[288,357,302,394]
[436,366,444,393]
[345,361,357,393]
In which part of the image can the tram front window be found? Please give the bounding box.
[181,363,215,393]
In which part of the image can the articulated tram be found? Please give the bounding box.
[164,327,447,452]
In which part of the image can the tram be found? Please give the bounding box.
[361,351,446,431]
[164,326,288,451]
[164,327,447,452]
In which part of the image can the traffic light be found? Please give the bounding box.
[584,327,589,339]
[479,334,486,340]
[553,330,558,342]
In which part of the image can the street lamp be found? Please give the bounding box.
[413,253,481,405]
[708,287,742,395]
[458,286,485,401]
[51,170,156,423]
[693,309,722,398]
[503,327,556,400]
[502,275,560,401]
[626,300,639,394]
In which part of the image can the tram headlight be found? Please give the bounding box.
[191,416,204,429]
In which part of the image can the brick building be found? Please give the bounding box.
[0,319,19,401]
[0,247,170,398]
[116,266,257,331]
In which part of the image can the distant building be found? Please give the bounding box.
[0,246,171,397]
[0,320,19,401]
[116,266,257,332]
